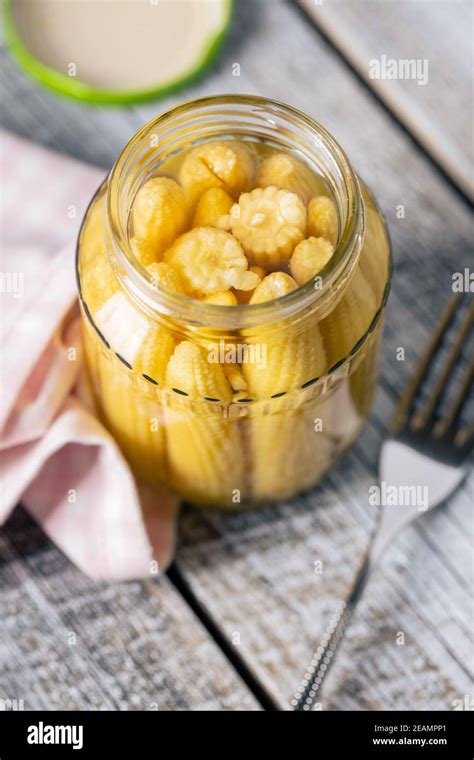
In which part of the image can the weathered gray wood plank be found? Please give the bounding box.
[0,0,472,710]
[0,509,260,711]
[297,0,473,197]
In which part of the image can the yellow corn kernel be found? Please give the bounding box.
[165,342,245,505]
[256,152,325,205]
[147,262,184,294]
[164,227,260,296]
[132,177,188,254]
[290,237,334,285]
[249,271,298,304]
[179,141,255,207]
[192,187,234,229]
[307,196,338,246]
[230,186,306,270]
[203,290,239,306]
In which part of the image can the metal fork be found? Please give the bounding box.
[292,293,473,711]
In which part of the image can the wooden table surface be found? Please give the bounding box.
[0,0,472,711]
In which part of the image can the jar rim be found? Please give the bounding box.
[106,94,364,331]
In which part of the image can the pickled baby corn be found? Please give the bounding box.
[234,266,265,304]
[81,244,119,315]
[79,137,387,507]
[224,362,247,392]
[179,141,254,207]
[229,186,306,270]
[96,353,169,485]
[79,199,119,314]
[83,308,169,486]
[131,237,161,268]
[165,342,245,505]
[243,316,329,500]
[242,268,329,499]
[147,261,184,294]
[242,311,325,398]
[248,395,333,501]
[192,187,233,229]
[256,152,325,205]
[164,227,260,296]
[132,177,187,256]
[319,267,377,368]
[249,271,298,305]
[307,196,338,246]
[290,237,334,286]
[203,290,239,306]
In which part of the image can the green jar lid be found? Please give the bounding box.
[4,0,233,105]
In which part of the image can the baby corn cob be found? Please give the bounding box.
[242,311,329,500]
[192,187,234,229]
[203,290,239,306]
[242,317,326,398]
[79,201,119,315]
[234,266,265,304]
[290,237,334,285]
[246,395,333,501]
[224,362,247,392]
[249,271,298,305]
[147,261,185,294]
[164,227,260,297]
[165,342,245,505]
[307,196,338,246]
[256,152,325,205]
[130,237,160,268]
[319,266,377,368]
[133,328,176,386]
[132,177,188,255]
[81,245,119,315]
[93,346,169,486]
[229,186,306,270]
[179,141,255,208]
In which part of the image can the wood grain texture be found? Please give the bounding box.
[297,0,473,197]
[0,0,472,710]
[167,0,474,709]
[0,509,260,710]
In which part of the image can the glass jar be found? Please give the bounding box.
[76,95,391,508]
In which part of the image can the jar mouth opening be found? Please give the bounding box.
[106,94,364,330]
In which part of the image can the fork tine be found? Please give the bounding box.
[434,361,474,437]
[389,294,462,433]
[412,300,474,431]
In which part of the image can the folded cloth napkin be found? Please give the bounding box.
[0,131,178,580]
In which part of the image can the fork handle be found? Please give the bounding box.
[291,553,372,711]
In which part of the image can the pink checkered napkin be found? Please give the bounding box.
[0,131,178,580]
